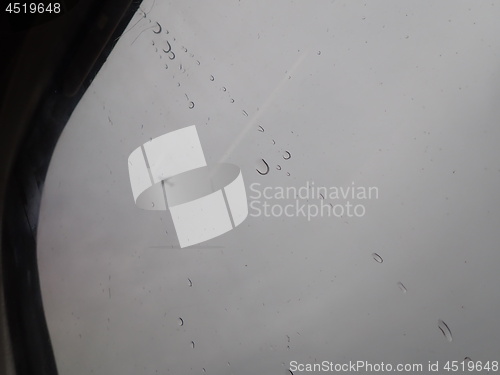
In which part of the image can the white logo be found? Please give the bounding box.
[128,125,248,248]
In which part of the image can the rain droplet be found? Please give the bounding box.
[151,202,155,208]
[168,51,175,60]
[438,319,453,342]
[230,98,234,103]
[188,102,195,109]
[202,369,206,373]
[196,60,200,65]
[464,357,472,362]
[242,110,248,117]
[317,51,321,55]
[283,151,291,160]
[286,172,290,176]
[276,165,281,170]
[162,41,171,53]
[179,63,183,70]
[288,370,294,375]
[165,63,168,69]
[258,126,264,132]
[272,140,276,145]
[222,87,226,92]
[190,341,195,348]
[153,22,162,34]
[256,159,270,175]
[178,317,184,326]
[183,47,188,52]
[210,75,214,81]
[372,252,383,263]
[397,282,407,293]
[187,278,193,287]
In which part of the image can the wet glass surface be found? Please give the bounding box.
[37,1,500,374]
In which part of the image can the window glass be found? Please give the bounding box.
[38,1,500,374]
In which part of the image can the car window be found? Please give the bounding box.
[37,1,500,374]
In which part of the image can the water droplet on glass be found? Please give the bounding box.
[151,202,155,207]
[189,102,195,109]
[165,63,168,69]
[196,60,201,65]
[272,140,276,145]
[464,357,472,362]
[230,98,234,103]
[177,82,181,87]
[288,370,294,375]
[242,110,248,117]
[153,22,162,34]
[283,151,291,160]
[438,319,453,342]
[183,47,188,52]
[397,282,407,293]
[202,369,206,373]
[210,75,214,81]
[286,172,290,176]
[187,278,193,287]
[179,63,183,70]
[190,341,195,348]
[222,87,226,92]
[372,252,383,263]
[317,51,321,55]
[178,317,184,326]
[162,41,171,53]
[276,165,281,170]
[256,159,270,175]
[169,51,175,60]
[151,40,155,46]
[257,126,264,132]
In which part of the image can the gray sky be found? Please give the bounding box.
[37,1,500,374]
